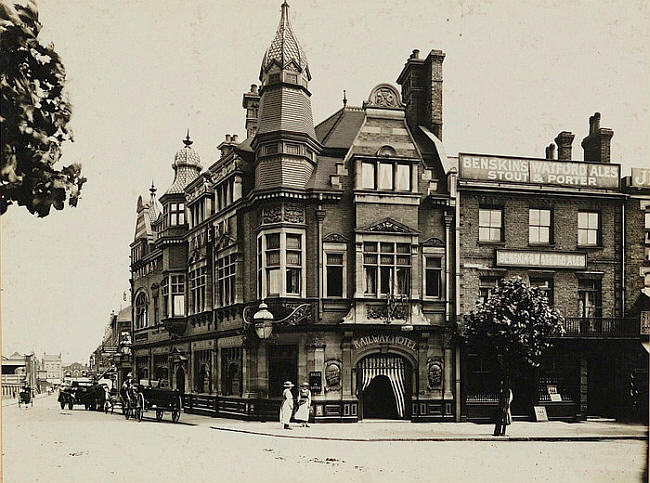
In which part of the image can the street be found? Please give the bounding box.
[2,394,647,483]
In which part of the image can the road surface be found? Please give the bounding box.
[2,394,646,482]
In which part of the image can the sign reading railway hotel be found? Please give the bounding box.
[352,335,417,351]
[459,154,620,188]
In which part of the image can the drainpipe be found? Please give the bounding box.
[316,203,326,320]
[451,166,462,422]
[621,201,625,318]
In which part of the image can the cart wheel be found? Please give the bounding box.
[172,396,182,423]
[156,409,164,421]
[68,402,73,410]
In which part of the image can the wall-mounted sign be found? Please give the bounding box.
[631,168,650,188]
[496,250,587,270]
[352,335,417,351]
[459,154,620,189]
[426,359,442,390]
[309,371,322,394]
[324,361,341,392]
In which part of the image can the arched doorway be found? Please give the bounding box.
[175,366,185,394]
[357,353,412,420]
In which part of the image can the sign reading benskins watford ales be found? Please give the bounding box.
[460,154,620,189]
[496,250,587,270]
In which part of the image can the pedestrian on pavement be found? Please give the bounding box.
[280,381,294,430]
[295,382,311,427]
[505,388,513,426]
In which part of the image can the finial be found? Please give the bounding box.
[149,181,156,198]
[343,89,347,107]
[183,129,193,146]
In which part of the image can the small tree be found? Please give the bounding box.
[0,0,85,216]
[463,278,564,435]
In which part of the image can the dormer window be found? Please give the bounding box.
[360,160,412,192]
[268,73,281,84]
[168,202,185,226]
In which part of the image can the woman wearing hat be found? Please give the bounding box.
[294,382,311,427]
[280,381,294,430]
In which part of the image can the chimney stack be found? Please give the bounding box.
[554,131,575,161]
[396,48,445,139]
[581,112,613,163]
[217,134,237,158]
[242,84,261,138]
[545,144,556,160]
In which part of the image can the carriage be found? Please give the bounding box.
[58,378,106,410]
[122,380,183,423]
[18,387,33,407]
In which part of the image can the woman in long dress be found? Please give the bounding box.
[294,382,311,427]
[280,381,294,430]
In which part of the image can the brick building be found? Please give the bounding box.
[127,2,647,423]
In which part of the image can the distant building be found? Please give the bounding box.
[41,353,62,385]
[62,362,90,378]
[2,352,40,395]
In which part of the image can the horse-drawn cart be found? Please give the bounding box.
[18,387,33,407]
[122,381,182,423]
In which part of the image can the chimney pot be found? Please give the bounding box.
[411,49,420,59]
[250,84,258,94]
[232,134,238,143]
[555,131,575,161]
[225,134,231,142]
[545,144,556,160]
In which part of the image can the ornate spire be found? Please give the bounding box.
[149,181,157,199]
[260,1,310,81]
[343,90,347,107]
[183,129,193,146]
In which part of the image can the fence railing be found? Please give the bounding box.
[559,317,639,338]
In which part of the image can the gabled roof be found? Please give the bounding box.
[315,107,365,150]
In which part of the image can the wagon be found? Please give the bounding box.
[123,381,183,423]
[58,379,106,411]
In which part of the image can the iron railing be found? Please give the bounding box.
[559,317,639,338]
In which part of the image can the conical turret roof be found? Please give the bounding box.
[260,2,310,80]
[165,131,202,195]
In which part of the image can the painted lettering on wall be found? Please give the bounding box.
[352,335,417,351]
[631,168,650,188]
[496,250,587,269]
[459,154,620,189]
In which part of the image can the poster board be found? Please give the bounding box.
[309,371,322,393]
[533,406,549,422]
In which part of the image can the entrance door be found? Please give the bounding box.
[587,354,614,417]
[357,354,411,420]
[268,345,298,397]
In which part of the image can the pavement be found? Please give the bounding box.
[3,395,647,483]
[206,416,648,442]
[2,390,51,408]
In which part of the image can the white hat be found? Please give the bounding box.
[283,381,294,388]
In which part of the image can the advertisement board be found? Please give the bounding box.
[459,154,620,189]
[496,250,587,269]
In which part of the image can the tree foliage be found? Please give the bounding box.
[463,277,565,434]
[0,0,85,217]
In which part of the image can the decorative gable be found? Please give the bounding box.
[323,232,349,243]
[422,236,445,247]
[362,217,417,234]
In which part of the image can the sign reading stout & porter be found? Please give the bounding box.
[496,250,587,270]
[459,154,620,189]
[352,334,417,351]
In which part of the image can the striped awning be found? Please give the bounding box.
[360,355,406,418]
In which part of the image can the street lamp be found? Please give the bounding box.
[253,301,274,340]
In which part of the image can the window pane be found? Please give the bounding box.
[396,255,410,266]
[425,269,441,297]
[173,295,184,316]
[490,228,501,241]
[327,266,343,297]
[380,242,394,253]
[327,253,343,265]
[266,233,280,249]
[479,227,489,241]
[578,212,588,228]
[266,251,280,266]
[364,242,377,253]
[380,266,392,294]
[490,210,502,228]
[396,267,410,295]
[588,212,598,228]
[397,243,410,253]
[539,227,550,243]
[286,251,301,266]
[267,268,280,295]
[645,212,650,229]
[286,234,301,249]
[364,267,377,294]
[396,164,410,191]
[426,257,442,268]
[479,210,490,226]
[529,209,539,225]
[286,268,300,294]
[578,230,588,245]
[380,255,394,265]
[378,163,393,190]
[588,230,597,245]
[529,226,539,243]
[363,254,377,264]
[540,209,551,226]
[362,162,375,189]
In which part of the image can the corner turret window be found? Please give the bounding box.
[257,229,305,298]
[169,202,185,226]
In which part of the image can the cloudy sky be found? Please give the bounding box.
[2,0,649,363]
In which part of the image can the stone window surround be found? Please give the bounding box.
[215,247,238,308]
[323,241,347,299]
[356,157,418,193]
[257,227,306,299]
[422,246,445,301]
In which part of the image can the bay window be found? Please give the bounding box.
[257,230,305,298]
[161,274,185,317]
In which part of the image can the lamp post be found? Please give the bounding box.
[253,301,274,340]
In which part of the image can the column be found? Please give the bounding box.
[341,331,353,397]
[443,331,454,400]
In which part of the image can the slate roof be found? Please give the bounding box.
[117,306,131,323]
[314,106,365,150]
[261,2,310,80]
[306,155,342,190]
[165,135,202,195]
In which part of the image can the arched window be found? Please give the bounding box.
[135,292,148,329]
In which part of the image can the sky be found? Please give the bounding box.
[2,0,649,364]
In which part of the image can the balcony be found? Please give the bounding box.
[558,317,639,339]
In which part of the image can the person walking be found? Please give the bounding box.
[280,381,294,430]
[295,382,311,427]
